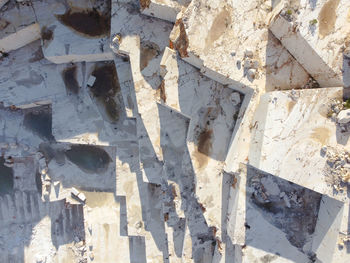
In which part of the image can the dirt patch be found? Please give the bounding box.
[35,170,42,195]
[56,7,110,38]
[198,129,213,156]
[64,145,111,174]
[90,64,119,97]
[260,254,278,263]
[192,107,219,169]
[62,65,80,95]
[192,150,210,170]
[41,26,54,41]
[0,18,10,31]
[205,8,231,50]
[193,129,213,169]
[140,41,160,71]
[140,0,151,10]
[90,63,121,122]
[157,80,166,103]
[80,191,116,208]
[318,0,340,39]
[310,127,330,145]
[288,101,296,114]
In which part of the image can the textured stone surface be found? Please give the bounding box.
[0,1,40,53]
[0,40,66,107]
[52,61,137,146]
[249,87,349,197]
[269,0,350,87]
[32,0,114,63]
[1,0,350,262]
[169,0,311,92]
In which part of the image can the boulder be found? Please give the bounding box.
[337,109,350,124]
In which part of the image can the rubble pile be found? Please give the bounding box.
[323,146,350,191]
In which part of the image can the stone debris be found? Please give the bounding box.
[337,109,350,124]
[71,188,86,203]
[0,0,350,262]
[324,146,350,191]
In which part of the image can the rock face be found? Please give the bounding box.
[1,0,350,262]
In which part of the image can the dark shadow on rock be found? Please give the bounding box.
[113,135,167,261]
[23,105,55,142]
[347,185,350,253]
[50,199,85,249]
[116,195,128,236]
[343,53,350,89]
[309,0,318,10]
[129,236,147,263]
[172,51,244,164]
[244,164,342,262]
[221,172,234,243]
[335,124,350,146]
[158,103,218,262]
[0,187,85,262]
[39,142,117,193]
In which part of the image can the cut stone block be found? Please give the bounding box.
[227,164,344,263]
[115,141,145,236]
[111,0,174,184]
[47,144,117,191]
[160,47,243,237]
[32,0,114,64]
[0,1,40,54]
[269,0,350,87]
[0,104,54,148]
[114,57,137,118]
[52,61,137,146]
[0,40,66,107]
[0,1,37,39]
[249,87,350,198]
[140,0,191,23]
[312,195,345,263]
[0,23,41,53]
[83,193,131,263]
[169,0,311,92]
